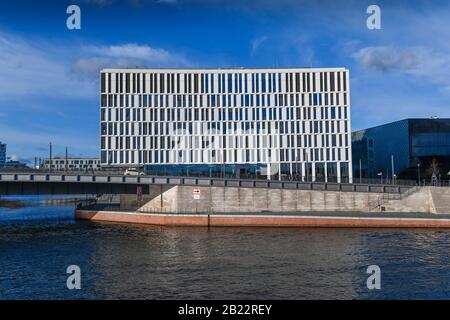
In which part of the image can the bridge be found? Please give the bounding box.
[0,171,414,196]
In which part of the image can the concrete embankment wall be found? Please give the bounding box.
[119,185,173,210]
[75,210,450,228]
[75,186,450,228]
[383,187,434,213]
[429,187,450,214]
[135,185,442,214]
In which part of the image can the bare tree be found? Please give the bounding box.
[427,158,441,177]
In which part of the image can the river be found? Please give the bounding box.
[1,197,450,299]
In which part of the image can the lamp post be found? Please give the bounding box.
[359,158,362,184]
[49,142,52,173]
[377,172,383,184]
[417,163,421,186]
[222,148,225,180]
[391,155,395,185]
[305,152,309,182]
[277,123,281,181]
[65,146,68,173]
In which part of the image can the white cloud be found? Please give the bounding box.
[250,36,269,56]
[88,43,171,61]
[70,57,141,79]
[0,33,96,99]
[0,32,191,101]
[353,46,417,72]
[70,57,112,79]
[353,45,450,94]
[71,43,190,79]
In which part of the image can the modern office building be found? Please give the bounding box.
[42,157,101,171]
[352,118,450,181]
[100,67,352,182]
[0,141,6,166]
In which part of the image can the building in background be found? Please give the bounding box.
[100,67,352,182]
[3,160,28,169]
[42,157,101,171]
[352,118,450,182]
[0,142,5,166]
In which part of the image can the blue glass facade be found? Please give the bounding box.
[0,141,6,166]
[352,119,450,180]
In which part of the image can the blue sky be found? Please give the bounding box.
[1,0,450,163]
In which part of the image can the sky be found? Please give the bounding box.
[0,0,450,163]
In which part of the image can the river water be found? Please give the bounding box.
[1,197,450,299]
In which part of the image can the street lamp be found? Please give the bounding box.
[359,158,362,184]
[391,155,395,185]
[305,152,309,182]
[49,142,52,173]
[377,172,383,184]
[393,174,397,185]
[417,163,421,186]
[65,146,68,173]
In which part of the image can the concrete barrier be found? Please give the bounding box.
[135,185,444,215]
[75,210,450,228]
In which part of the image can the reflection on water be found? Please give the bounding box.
[1,201,450,299]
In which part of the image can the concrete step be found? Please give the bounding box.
[430,187,450,214]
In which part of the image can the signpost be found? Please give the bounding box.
[192,188,201,200]
[137,186,143,201]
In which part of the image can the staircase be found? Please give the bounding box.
[368,186,420,212]
[429,187,450,214]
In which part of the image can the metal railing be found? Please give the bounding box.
[2,168,450,186]
[0,171,423,194]
[368,186,421,211]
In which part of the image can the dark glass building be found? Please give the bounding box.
[352,118,450,182]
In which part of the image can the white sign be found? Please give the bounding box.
[193,188,201,200]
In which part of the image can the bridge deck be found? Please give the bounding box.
[0,172,414,195]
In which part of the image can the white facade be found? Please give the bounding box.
[43,157,101,171]
[100,67,352,182]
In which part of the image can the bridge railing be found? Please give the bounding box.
[0,171,422,194]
